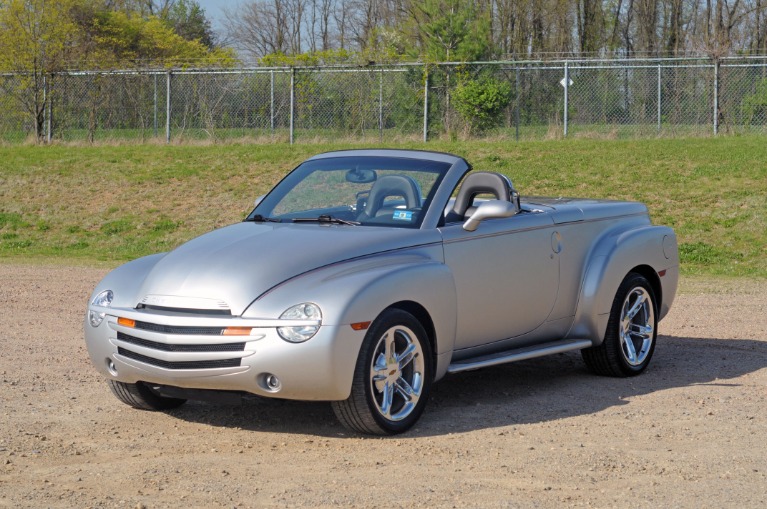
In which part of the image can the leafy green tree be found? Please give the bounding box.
[0,0,82,139]
[162,0,215,49]
[0,0,234,141]
[403,0,492,62]
[84,9,234,67]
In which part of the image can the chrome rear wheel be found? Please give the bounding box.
[619,286,655,367]
[582,273,658,377]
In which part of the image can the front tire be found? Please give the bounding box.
[108,380,187,410]
[332,309,433,435]
[582,273,658,377]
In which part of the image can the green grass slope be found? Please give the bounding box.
[0,137,765,277]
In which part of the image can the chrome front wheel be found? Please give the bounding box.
[332,309,433,435]
[369,325,425,422]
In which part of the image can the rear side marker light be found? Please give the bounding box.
[658,270,667,277]
[351,321,371,331]
[117,317,136,328]
[223,327,253,336]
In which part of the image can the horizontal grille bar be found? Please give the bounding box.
[117,332,245,352]
[134,321,225,335]
[140,304,231,316]
[117,347,242,369]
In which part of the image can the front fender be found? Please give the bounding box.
[245,246,457,391]
[87,253,167,307]
[568,225,679,344]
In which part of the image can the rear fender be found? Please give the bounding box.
[568,225,678,344]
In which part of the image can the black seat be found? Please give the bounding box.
[358,175,421,220]
[445,172,512,223]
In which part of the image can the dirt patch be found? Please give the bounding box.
[1,265,765,508]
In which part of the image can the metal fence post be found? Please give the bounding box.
[379,68,383,142]
[713,58,719,135]
[657,64,662,133]
[153,73,158,138]
[42,75,47,142]
[44,74,52,143]
[289,68,295,144]
[563,61,569,137]
[270,70,275,136]
[165,71,171,143]
[423,66,429,142]
[515,67,520,141]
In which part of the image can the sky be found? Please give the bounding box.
[195,0,239,31]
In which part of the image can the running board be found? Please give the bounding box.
[447,339,593,374]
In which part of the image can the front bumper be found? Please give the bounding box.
[84,307,364,401]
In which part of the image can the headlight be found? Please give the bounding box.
[89,290,113,327]
[277,303,322,343]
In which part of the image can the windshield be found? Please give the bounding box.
[249,155,451,228]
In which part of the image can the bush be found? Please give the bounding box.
[453,75,512,134]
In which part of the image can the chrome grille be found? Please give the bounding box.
[116,332,245,352]
[133,321,225,335]
[117,347,242,370]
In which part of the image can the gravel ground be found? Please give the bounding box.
[1,264,765,508]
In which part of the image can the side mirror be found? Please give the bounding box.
[254,195,265,208]
[463,200,519,232]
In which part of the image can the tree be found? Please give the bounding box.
[0,0,81,139]
[163,0,215,49]
[403,0,492,62]
[224,0,292,59]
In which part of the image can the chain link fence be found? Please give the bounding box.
[2,57,767,144]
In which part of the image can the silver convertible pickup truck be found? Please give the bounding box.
[85,149,679,435]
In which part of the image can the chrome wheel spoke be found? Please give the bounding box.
[625,294,646,321]
[395,376,416,402]
[397,342,417,369]
[621,331,638,363]
[631,323,654,339]
[372,374,387,393]
[380,382,394,418]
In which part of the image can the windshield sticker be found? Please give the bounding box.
[393,210,413,221]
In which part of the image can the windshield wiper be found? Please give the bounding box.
[246,214,281,223]
[292,214,360,226]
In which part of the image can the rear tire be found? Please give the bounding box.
[582,272,658,377]
[108,380,187,410]
[332,309,433,435]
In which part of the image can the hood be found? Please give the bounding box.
[134,222,441,315]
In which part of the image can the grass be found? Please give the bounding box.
[0,136,765,277]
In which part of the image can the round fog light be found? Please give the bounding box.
[263,373,281,392]
[106,358,118,376]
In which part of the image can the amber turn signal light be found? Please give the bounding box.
[117,317,136,328]
[222,327,253,336]
[350,321,371,331]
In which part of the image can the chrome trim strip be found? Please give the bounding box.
[91,306,320,328]
[447,339,593,373]
[110,323,266,344]
[441,212,646,244]
[140,294,230,310]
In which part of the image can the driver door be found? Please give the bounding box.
[441,212,560,351]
